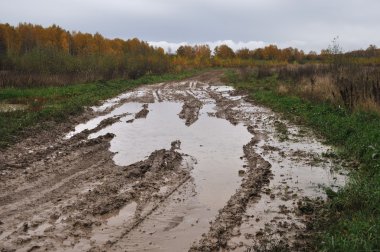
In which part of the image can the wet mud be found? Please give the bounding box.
[0,71,346,251]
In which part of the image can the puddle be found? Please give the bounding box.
[63,81,346,251]
[107,202,137,227]
[0,103,28,112]
[90,90,153,112]
[90,101,250,210]
[28,222,52,236]
[87,100,251,250]
[65,103,141,138]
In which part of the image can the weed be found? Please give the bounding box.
[274,120,289,142]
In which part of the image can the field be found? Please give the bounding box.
[1,23,379,252]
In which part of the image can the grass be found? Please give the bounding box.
[225,69,380,251]
[0,70,198,148]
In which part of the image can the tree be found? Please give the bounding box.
[236,48,250,60]
[214,44,235,59]
[176,45,195,59]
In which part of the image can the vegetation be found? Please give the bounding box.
[225,65,380,251]
[0,70,198,148]
[1,23,380,88]
[0,23,171,87]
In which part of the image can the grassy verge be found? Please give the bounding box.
[0,70,198,149]
[225,70,380,251]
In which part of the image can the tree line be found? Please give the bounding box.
[0,23,170,86]
[0,23,379,87]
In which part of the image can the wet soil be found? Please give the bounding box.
[0,71,346,251]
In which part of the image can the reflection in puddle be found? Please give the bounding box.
[79,92,252,250]
[90,101,251,210]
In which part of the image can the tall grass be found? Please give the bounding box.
[251,62,380,115]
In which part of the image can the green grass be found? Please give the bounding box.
[225,70,380,251]
[0,70,198,148]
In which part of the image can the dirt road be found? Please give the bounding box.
[0,71,346,251]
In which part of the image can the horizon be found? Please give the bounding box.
[1,0,380,53]
[0,22,377,55]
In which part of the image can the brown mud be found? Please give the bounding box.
[0,70,346,251]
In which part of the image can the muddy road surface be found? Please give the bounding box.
[0,71,346,251]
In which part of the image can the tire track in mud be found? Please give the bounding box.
[190,139,272,251]
[0,71,346,251]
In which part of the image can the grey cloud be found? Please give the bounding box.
[1,0,379,52]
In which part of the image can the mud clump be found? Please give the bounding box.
[124,148,182,179]
[178,97,202,126]
[97,114,128,129]
[170,140,181,151]
[135,104,149,119]
[71,114,128,141]
[208,91,241,125]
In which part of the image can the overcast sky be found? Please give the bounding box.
[1,0,379,53]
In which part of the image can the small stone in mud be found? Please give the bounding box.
[126,119,134,123]
[270,194,276,199]
[238,170,246,176]
[256,231,264,237]
[23,222,28,232]
[171,140,181,150]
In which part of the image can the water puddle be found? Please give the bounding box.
[107,202,137,227]
[64,81,347,251]
[90,101,250,209]
[65,103,141,138]
[0,103,28,112]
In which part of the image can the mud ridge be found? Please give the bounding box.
[208,90,241,125]
[178,96,203,126]
[135,104,149,119]
[0,131,189,251]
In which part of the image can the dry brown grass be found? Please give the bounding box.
[355,98,380,114]
[298,75,341,104]
[277,83,289,95]
[272,63,380,114]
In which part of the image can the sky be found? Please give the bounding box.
[1,0,380,53]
